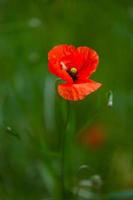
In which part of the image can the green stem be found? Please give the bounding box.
[61,130,65,198]
[61,101,71,199]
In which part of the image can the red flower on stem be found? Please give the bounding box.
[48,44,102,101]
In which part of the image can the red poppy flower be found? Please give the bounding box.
[48,44,102,101]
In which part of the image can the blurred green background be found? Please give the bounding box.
[0,0,133,199]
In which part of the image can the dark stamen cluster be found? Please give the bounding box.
[68,71,77,81]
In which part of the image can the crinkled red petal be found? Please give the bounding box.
[58,80,102,101]
[77,46,99,79]
[48,44,79,83]
[48,61,73,83]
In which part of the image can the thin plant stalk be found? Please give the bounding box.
[61,101,71,199]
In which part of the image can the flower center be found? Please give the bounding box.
[70,67,77,74]
[60,62,78,81]
[68,67,77,81]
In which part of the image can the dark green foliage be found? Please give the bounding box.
[0,0,133,199]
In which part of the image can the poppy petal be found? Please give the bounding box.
[48,44,77,83]
[77,47,99,79]
[58,80,102,101]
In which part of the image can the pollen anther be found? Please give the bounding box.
[70,67,77,74]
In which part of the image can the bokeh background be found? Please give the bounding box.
[0,0,133,199]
